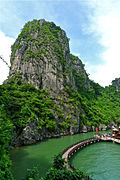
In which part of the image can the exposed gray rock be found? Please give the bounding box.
[112,78,120,91]
[8,19,91,145]
[82,125,87,133]
[92,126,95,131]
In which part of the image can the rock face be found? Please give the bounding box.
[10,20,69,91]
[8,19,90,145]
[10,19,89,92]
[112,78,120,91]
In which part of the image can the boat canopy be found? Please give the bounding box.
[112,128,118,131]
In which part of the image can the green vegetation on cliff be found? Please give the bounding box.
[1,19,120,179]
[0,105,13,179]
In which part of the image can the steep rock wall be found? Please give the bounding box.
[8,19,90,145]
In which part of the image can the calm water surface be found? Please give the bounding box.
[11,131,120,180]
[11,132,95,179]
[70,142,120,180]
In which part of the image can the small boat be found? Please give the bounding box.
[112,126,120,139]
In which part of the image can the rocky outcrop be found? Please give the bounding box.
[8,19,91,145]
[14,122,60,146]
[9,19,89,93]
[112,78,120,91]
[10,19,69,91]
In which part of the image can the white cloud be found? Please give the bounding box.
[82,0,120,87]
[0,31,15,84]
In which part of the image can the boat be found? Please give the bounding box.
[112,126,120,139]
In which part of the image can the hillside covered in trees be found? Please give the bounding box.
[0,19,120,179]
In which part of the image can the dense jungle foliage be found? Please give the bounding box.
[1,19,120,179]
[1,75,120,179]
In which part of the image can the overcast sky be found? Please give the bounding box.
[0,0,120,87]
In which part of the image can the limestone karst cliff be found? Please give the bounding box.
[1,19,120,180]
[9,19,89,92]
[6,19,92,144]
[3,19,114,145]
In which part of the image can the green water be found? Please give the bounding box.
[70,142,120,180]
[11,132,96,179]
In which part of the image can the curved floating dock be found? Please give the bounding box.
[62,136,120,172]
[62,137,100,171]
[61,136,120,179]
[101,136,120,143]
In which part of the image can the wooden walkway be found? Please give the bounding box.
[62,137,100,171]
[61,136,119,179]
[101,136,120,143]
[62,136,120,171]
